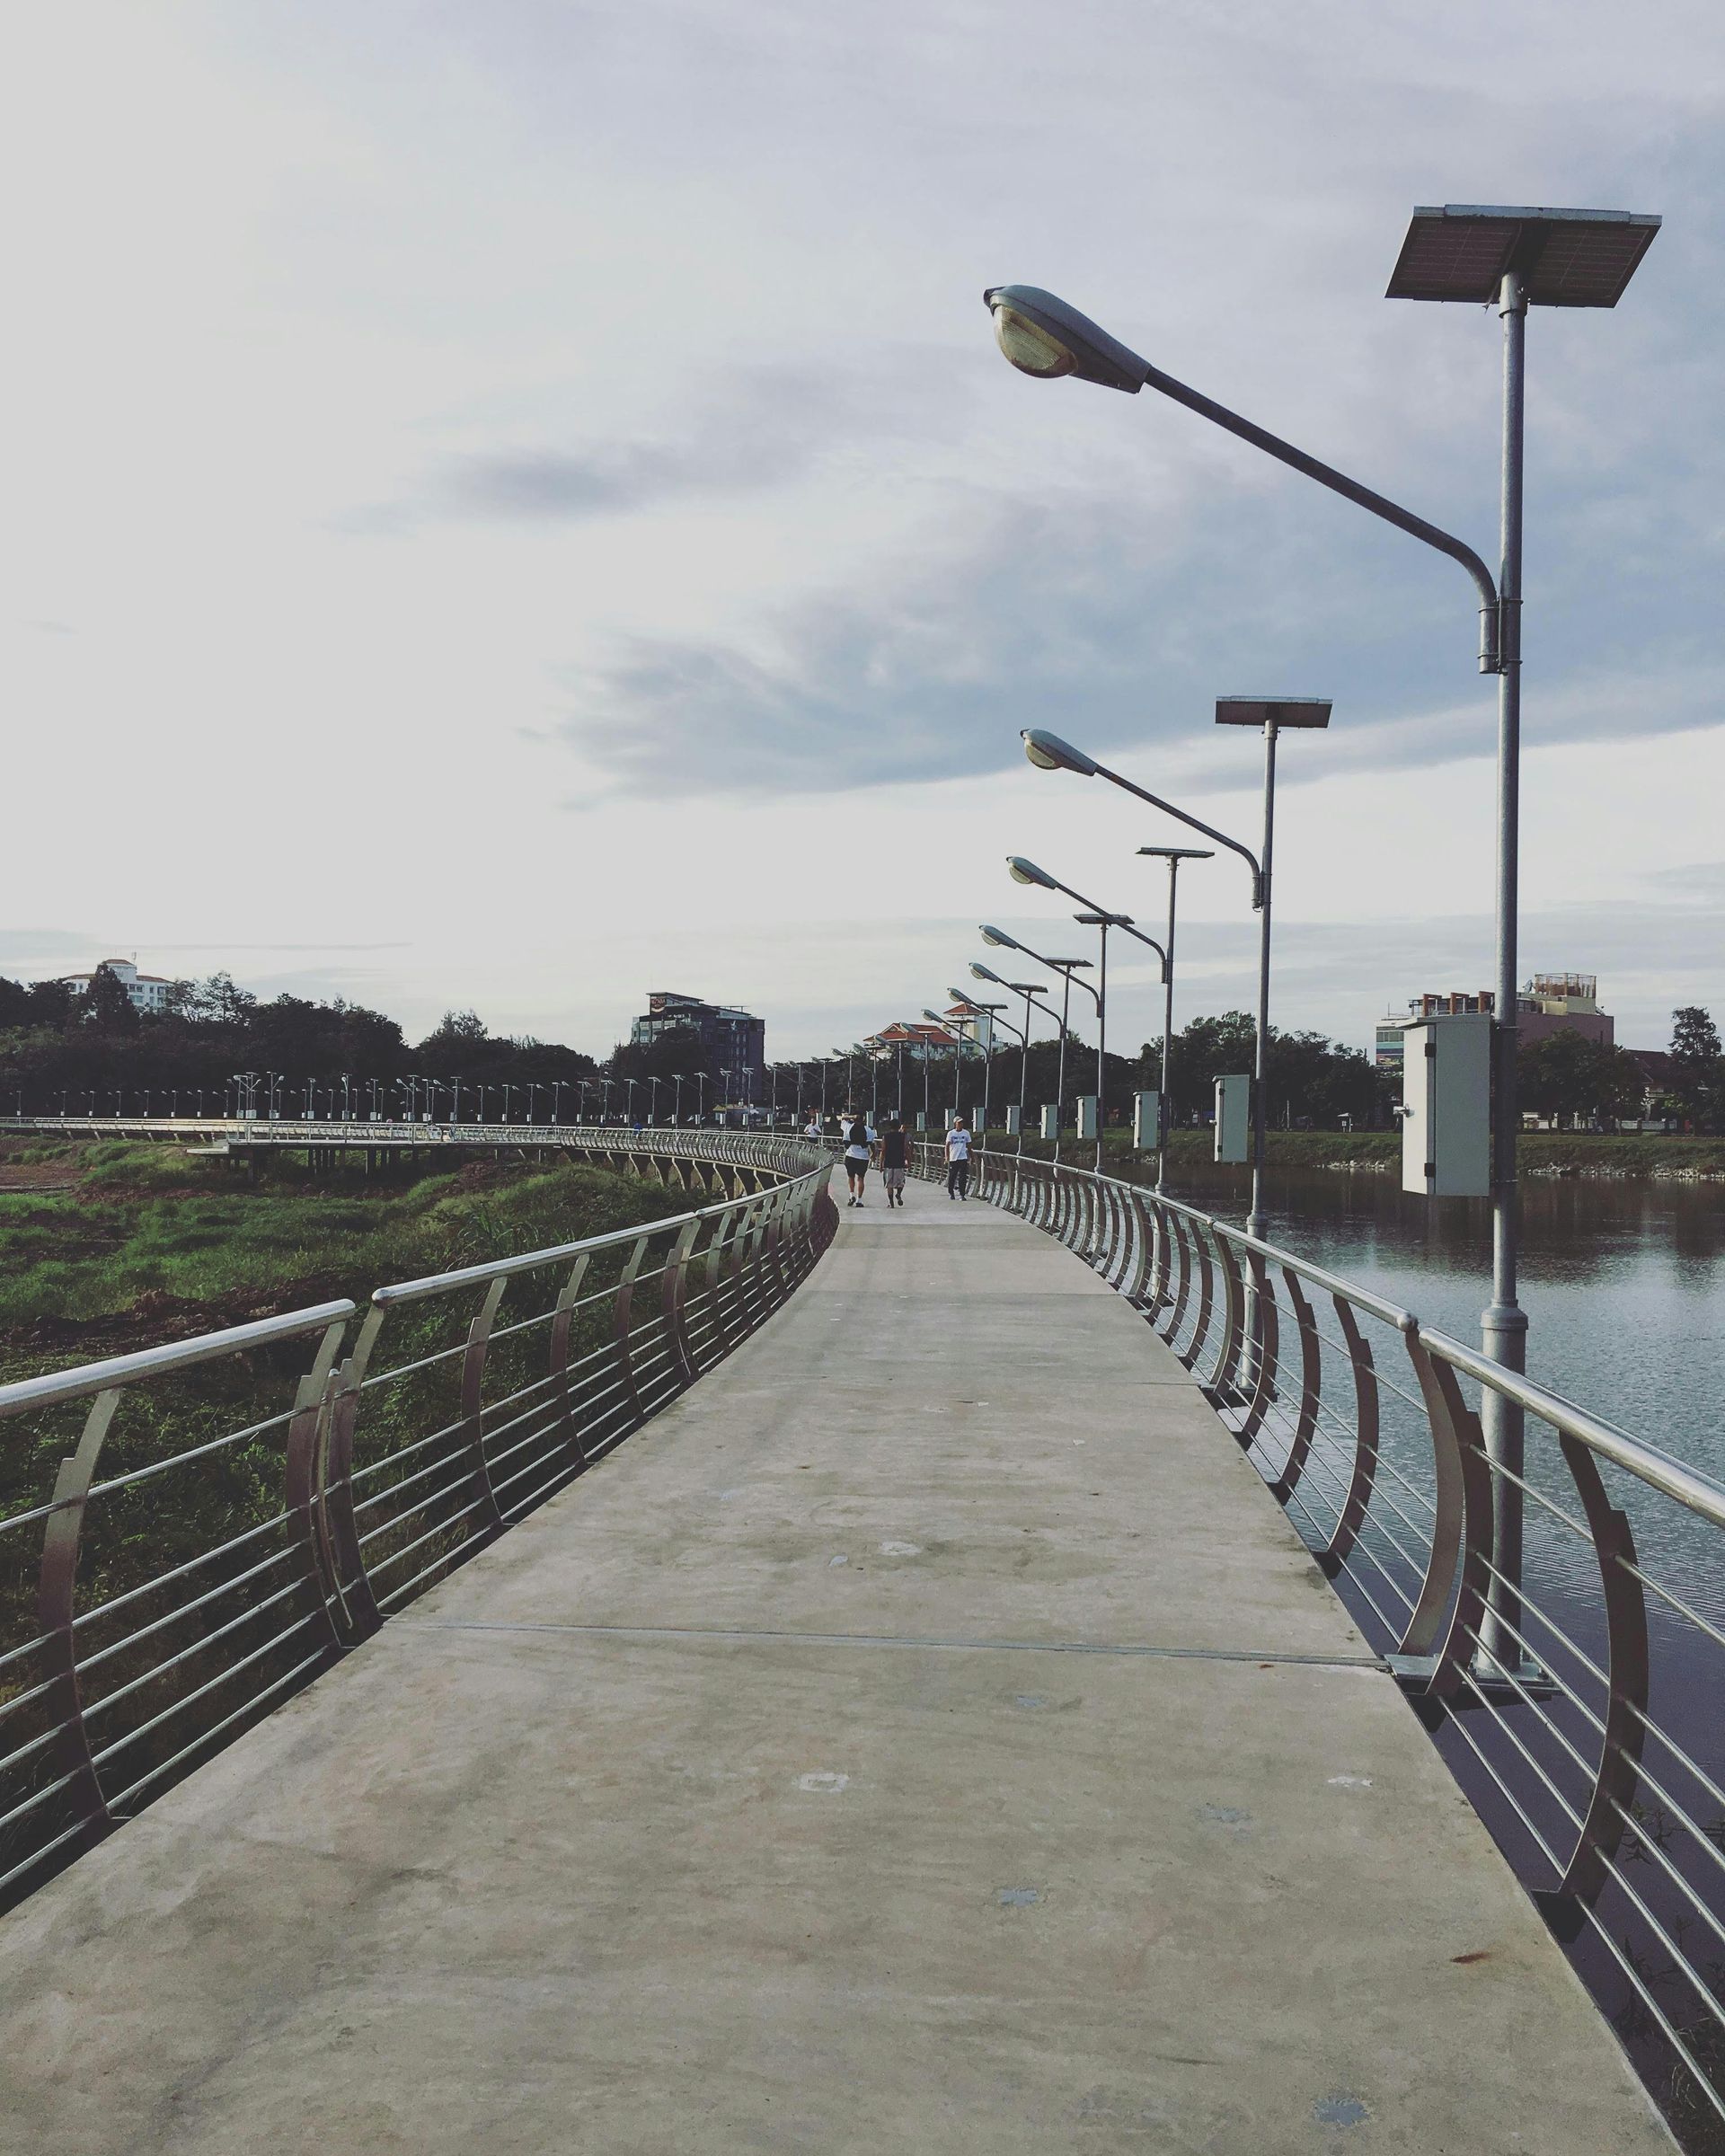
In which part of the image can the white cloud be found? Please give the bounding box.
[0,1,1720,1063]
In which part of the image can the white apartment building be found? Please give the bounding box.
[51,959,175,1015]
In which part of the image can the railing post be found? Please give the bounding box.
[661,1218,702,1387]
[1234,1249,1280,1445]
[1399,1334,1493,1697]
[1268,1268,1321,1502]
[284,1316,359,1654]
[460,1278,509,1533]
[548,1252,595,1467]
[317,1306,388,1644]
[1544,1434,1650,1909]
[1319,1295,1380,1570]
[612,1233,651,1427]
[35,1389,123,1845]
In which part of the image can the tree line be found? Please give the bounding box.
[2,965,1716,1132]
[0,968,723,1120]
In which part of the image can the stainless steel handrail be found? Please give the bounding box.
[0,1304,357,1418]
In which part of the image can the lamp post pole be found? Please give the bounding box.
[1006,862,1169,1175]
[1137,847,1210,1182]
[951,993,1015,1144]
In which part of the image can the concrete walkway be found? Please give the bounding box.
[0,1171,1673,2152]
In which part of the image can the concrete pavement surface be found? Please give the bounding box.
[0,1168,1675,2151]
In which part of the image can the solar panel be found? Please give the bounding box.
[1386,206,1659,307]
[1215,698,1332,729]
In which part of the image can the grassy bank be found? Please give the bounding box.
[989,1127,1725,1180]
[0,1139,685,1367]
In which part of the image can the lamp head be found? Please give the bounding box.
[1007,855,1057,889]
[978,924,1021,950]
[983,286,1149,394]
[969,961,1004,985]
[1022,728,1099,777]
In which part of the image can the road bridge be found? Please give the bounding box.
[0,1156,1675,2150]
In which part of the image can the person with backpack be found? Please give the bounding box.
[880,1117,910,1206]
[842,1108,877,1206]
[945,1113,974,1201]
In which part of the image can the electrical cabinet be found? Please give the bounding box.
[1076,1094,1099,1140]
[1004,1104,1022,1135]
[1039,1103,1060,1141]
[1401,1014,1491,1197]
[1214,1074,1250,1163]
[1134,1090,1160,1149]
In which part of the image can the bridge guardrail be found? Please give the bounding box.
[918,1139,1725,2134]
[0,1140,836,1907]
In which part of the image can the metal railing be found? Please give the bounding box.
[0,1117,823,1152]
[0,1143,836,1907]
[920,1141,1725,2140]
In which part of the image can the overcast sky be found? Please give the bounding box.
[2,2,1721,1064]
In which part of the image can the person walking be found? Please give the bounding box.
[945,1113,973,1201]
[842,1108,877,1206]
[803,1112,823,1141]
[880,1116,909,1206]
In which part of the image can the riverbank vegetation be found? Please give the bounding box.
[0,1140,681,1374]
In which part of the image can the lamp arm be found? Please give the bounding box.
[1090,763,1265,908]
[1041,871,1170,977]
[1138,359,1501,671]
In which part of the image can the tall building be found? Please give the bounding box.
[630,992,764,1099]
[49,958,174,1015]
[1374,973,1614,1074]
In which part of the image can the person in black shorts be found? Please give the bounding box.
[880,1118,909,1206]
[842,1110,876,1206]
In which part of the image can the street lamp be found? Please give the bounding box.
[948,988,1018,1144]
[990,215,1659,1652]
[648,1074,661,1127]
[1135,847,1212,1179]
[969,962,1049,1151]
[1020,702,1327,1237]
[1007,855,1169,1170]
[978,925,1094,1163]
[671,1072,685,1126]
[920,1010,969,1124]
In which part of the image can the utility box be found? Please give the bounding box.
[1076,1094,1099,1140]
[915,1110,927,1133]
[1214,1074,1250,1163]
[1004,1104,1022,1136]
[1401,1013,1491,1197]
[1133,1090,1161,1150]
[944,1108,957,1130]
[1039,1103,1060,1141]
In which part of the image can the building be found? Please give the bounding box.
[50,959,174,1016]
[630,992,764,1099]
[862,1013,983,1062]
[1375,973,1615,1074]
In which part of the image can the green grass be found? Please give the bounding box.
[0,1142,686,1344]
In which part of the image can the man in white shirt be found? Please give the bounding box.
[944,1114,973,1201]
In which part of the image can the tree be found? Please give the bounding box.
[1518,1031,1650,1127]
[84,963,139,1034]
[1668,1007,1723,1132]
